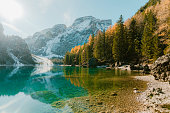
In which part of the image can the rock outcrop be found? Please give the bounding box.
[151,54,170,82]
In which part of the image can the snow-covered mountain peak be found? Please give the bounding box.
[71,16,112,30]
[51,24,67,35]
[26,16,112,58]
[52,24,67,30]
[72,16,96,27]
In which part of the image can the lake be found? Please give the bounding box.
[0,66,147,113]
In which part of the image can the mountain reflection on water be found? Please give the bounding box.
[0,66,144,113]
[0,66,88,113]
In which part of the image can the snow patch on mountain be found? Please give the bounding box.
[32,55,53,75]
[32,55,53,66]
[7,49,24,66]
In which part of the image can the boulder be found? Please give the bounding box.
[111,93,117,96]
[151,54,170,82]
[115,61,125,67]
[130,64,135,70]
[143,64,151,74]
[130,64,144,70]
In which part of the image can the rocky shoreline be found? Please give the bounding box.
[135,75,170,113]
[59,54,170,112]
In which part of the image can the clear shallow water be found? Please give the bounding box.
[0,66,146,113]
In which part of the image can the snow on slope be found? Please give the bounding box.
[7,49,24,66]
[31,55,53,75]
[45,33,63,58]
[32,54,53,66]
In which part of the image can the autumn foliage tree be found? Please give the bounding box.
[64,12,163,65]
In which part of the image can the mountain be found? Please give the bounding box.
[26,16,112,58]
[0,23,35,66]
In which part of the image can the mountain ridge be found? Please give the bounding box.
[26,16,112,58]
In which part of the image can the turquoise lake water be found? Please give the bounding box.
[0,66,146,113]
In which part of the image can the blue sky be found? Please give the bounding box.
[0,0,148,38]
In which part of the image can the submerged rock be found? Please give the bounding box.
[31,91,61,104]
[143,64,151,74]
[151,54,170,82]
[51,101,66,108]
[97,101,103,105]
[86,99,90,101]
[111,93,118,96]
[133,90,141,93]
[133,88,139,90]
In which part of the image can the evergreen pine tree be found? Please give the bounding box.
[81,44,87,65]
[127,18,140,62]
[152,35,161,61]
[105,26,114,62]
[112,15,128,62]
[79,49,82,65]
[94,31,104,60]
[88,34,95,58]
[64,51,70,64]
[141,11,157,61]
[86,44,91,62]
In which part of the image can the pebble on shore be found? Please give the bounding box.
[135,75,170,112]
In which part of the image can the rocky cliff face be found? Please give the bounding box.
[151,54,170,82]
[0,24,35,65]
[26,16,112,58]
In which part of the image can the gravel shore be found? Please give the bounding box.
[135,75,170,113]
[57,78,147,113]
